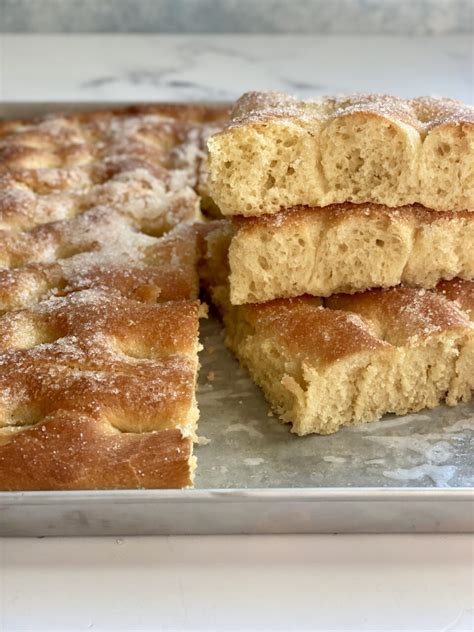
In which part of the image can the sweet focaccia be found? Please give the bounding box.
[207,92,474,216]
[226,204,474,304]
[202,224,473,435]
[0,104,228,489]
[226,282,473,435]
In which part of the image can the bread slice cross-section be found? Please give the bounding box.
[207,92,474,216]
[226,282,473,435]
[202,223,473,435]
[227,204,474,304]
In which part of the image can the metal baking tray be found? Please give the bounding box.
[0,103,472,536]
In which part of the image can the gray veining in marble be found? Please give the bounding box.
[1,34,471,103]
[0,0,472,34]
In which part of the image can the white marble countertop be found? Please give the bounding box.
[0,35,473,632]
[0,34,472,103]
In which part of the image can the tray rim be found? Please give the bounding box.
[2,487,473,504]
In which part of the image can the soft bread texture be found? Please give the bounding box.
[202,224,473,435]
[196,112,231,217]
[227,283,473,435]
[0,104,228,490]
[207,92,474,216]
[228,204,474,303]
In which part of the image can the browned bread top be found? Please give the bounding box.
[240,280,474,366]
[0,289,200,490]
[0,288,200,356]
[0,296,199,433]
[0,218,200,313]
[227,91,474,135]
[242,295,390,363]
[0,417,193,491]
[0,103,230,169]
[0,105,227,312]
[0,104,228,490]
[436,277,474,317]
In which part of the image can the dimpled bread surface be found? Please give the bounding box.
[0,290,201,489]
[207,92,474,216]
[0,104,227,490]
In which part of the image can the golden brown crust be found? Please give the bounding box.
[436,278,474,318]
[0,105,211,313]
[242,296,390,364]
[0,103,230,138]
[0,158,198,233]
[325,285,472,345]
[0,104,226,490]
[0,290,200,490]
[0,104,230,170]
[0,219,200,312]
[226,92,474,135]
[0,418,193,491]
[240,282,473,364]
[0,289,200,355]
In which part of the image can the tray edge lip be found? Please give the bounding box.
[1,487,473,506]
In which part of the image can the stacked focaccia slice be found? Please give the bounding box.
[0,104,227,490]
[205,92,474,435]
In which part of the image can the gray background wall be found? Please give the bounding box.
[0,0,472,35]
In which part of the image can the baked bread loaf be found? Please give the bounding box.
[207,92,474,216]
[227,203,474,304]
[0,104,228,490]
[202,224,473,435]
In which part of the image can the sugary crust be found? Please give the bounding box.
[0,418,193,491]
[0,218,200,312]
[0,159,199,233]
[0,103,230,138]
[226,92,474,135]
[208,91,474,215]
[241,284,472,364]
[0,289,200,355]
[242,296,390,363]
[325,285,472,346]
[229,204,474,303]
[436,277,474,317]
[0,290,200,490]
[0,104,228,489]
[0,113,187,171]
